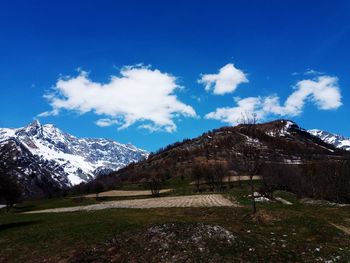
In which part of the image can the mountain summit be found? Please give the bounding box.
[0,120,148,197]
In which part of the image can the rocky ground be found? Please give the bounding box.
[68,222,238,263]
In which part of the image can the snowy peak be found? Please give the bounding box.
[246,119,301,138]
[0,121,148,194]
[17,120,42,137]
[308,129,350,151]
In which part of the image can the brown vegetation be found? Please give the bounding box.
[73,120,350,203]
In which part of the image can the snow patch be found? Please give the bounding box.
[0,128,17,141]
[67,174,85,185]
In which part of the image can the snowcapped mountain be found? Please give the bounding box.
[0,120,148,196]
[308,129,350,151]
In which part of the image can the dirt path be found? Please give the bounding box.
[25,194,237,214]
[83,189,172,198]
[190,175,261,185]
[331,222,350,235]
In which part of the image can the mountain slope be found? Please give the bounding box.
[308,129,350,151]
[111,119,348,182]
[0,120,148,197]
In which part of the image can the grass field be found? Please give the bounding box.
[0,179,349,262]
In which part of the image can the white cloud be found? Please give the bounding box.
[40,66,197,132]
[198,63,248,95]
[205,97,264,124]
[205,75,342,125]
[283,76,342,114]
[95,118,120,127]
[292,69,324,76]
[304,69,324,76]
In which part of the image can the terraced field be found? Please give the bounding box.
[25,194,236,214]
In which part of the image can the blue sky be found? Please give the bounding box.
[0,0,349,151]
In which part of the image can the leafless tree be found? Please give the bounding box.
[213,163,228,192]
[192,165,203,193]
[240,111,258,125]
[147,175,162,197]
[237,174,242,188]
[239,112,261,214]
[241,144,261,214]
[204,165,215,192]
[227,171,233,189]
[92,181,105,199]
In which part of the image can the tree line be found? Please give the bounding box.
[261,160,350,203]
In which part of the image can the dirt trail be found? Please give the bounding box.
[83,189,172,198]
[331,222,350,235]
[25,194,237,214]
[190,175,261,185]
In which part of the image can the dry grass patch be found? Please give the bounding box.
[25,194,238,214]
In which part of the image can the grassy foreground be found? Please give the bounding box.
[0,181,350,262]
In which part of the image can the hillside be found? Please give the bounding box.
[101,119,350,203]
[112,119,348,181]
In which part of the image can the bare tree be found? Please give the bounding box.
[227,170,233,189]
[203,165,215,192]
[237,174,242,188]
[92,181,105,199]
[240,112,261,214]
[240,111,258,125]
[241,145,261,214]
[147,175,162,197]
[213,163,228,192]
[192,165,203,193]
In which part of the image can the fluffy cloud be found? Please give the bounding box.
[39,66,197,132]
[205,76,342,125]
[205,97,263,124]
[198,63,248,95]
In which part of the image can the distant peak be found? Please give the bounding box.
[19,119,43,135]
[28,119,41,128]
[308,129,350,151]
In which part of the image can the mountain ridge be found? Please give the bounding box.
[108,119,349,183]
[308,129,350,151]
[0,120,148,197]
